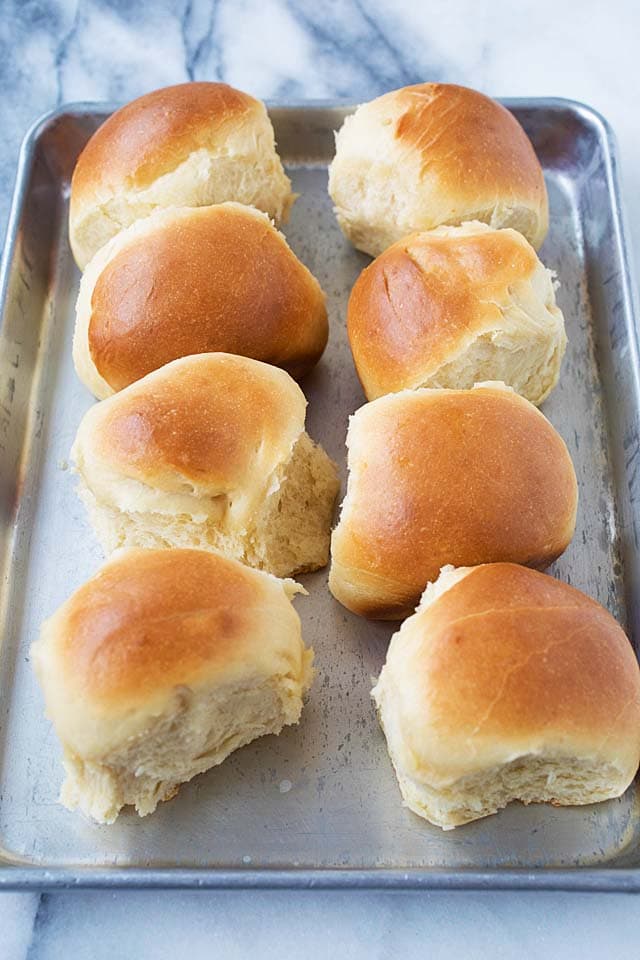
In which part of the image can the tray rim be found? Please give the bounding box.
[1,95,640,892]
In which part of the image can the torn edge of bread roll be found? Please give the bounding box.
[347,222,566,404]
[71,353,340,578]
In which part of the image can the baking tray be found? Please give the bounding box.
[0,98,639,892]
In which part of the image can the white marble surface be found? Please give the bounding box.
[1,0,640,955]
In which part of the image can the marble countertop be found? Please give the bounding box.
[2,0,640,955]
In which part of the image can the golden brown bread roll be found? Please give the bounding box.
[328,83,548,257]
[347,222,566,404]
[329,384,578,619]
[31,548,313,824]
[72,203,328,398]
[69,81,294,268]
[71,353,339,577]
[372,563,640,829]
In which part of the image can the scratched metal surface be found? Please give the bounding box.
[0,101,639,891]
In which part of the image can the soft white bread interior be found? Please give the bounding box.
[31,548,313,824]
[73,202,328,399]
[69,81,294,269]
[329,383,578,619]
[348,222,566,404]
[71,353,340,578]
[372,562,640,829]
[328,83,548,257]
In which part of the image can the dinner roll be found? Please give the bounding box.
[328,83,548,257]
[31,548,313,824]
[69,81,294,268]
[372,563,640,829]
[73,203,328,398]
[348,222,566,404]
[71,353,339,577]
[329,384,577,619]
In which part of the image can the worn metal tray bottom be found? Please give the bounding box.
[0,99,639,890]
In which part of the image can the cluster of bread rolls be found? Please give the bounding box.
[35,82,339,824]
[327,83,640,827]
[32,81,640,833]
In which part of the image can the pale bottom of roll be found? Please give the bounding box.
[383,742,625,830]
[60,665,312,824]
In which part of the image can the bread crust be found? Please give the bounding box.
[347,222,566,402]
[329,385,578,619]
[69,82,294,267]
[73,204,328,396]
[372,563,640,827]
[71,82,258,201]
[329,83,548,257]
[73,352,306,501]
[32,549,308,746]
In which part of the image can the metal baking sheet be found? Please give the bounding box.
[0,99,639,892]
